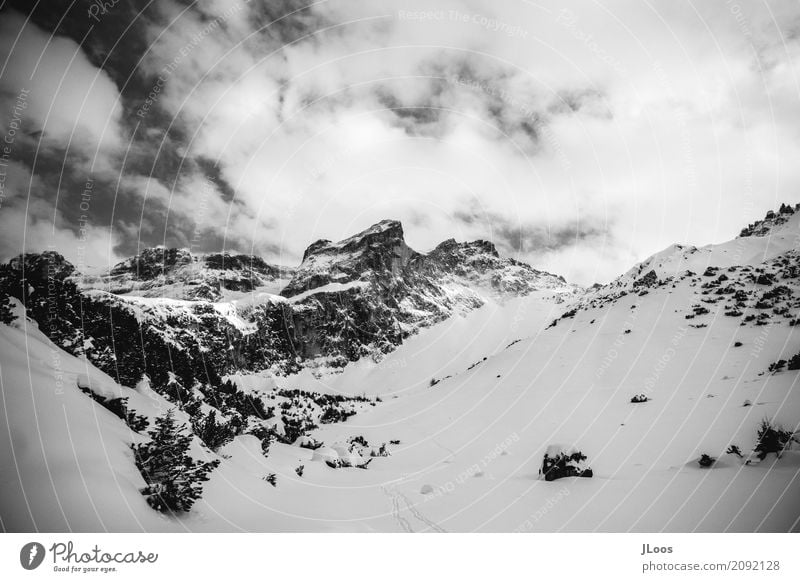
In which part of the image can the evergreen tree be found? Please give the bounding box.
[0,272,16,325]
[131,409,220,513]
[191,409,235,451]
[754,419,794,460]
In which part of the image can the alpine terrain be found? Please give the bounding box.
[1,207,799,532]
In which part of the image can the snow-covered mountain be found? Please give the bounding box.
[79,246,295,301]
[2,220,572,385]
[1,207,798,532]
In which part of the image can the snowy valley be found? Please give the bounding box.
[1,207,799,532]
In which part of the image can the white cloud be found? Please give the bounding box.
[9,0,792,284]
[0,10,125,155]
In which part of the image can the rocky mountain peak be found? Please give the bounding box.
[282,220,417,298]
[110,247,194,279]
[6,251,76,281]
[428,238,500,265]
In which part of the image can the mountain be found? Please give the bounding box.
[278,219,572,368]
[2,207,798,532]
[78,246,295,301]
[283,219,567,299]
[0,220,574,386]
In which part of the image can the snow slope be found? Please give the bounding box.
[0,301,360,532]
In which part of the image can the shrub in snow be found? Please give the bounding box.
[768,360,787,373]
[728,420,800,464]
[0,278,15,324]
[295,465,304,478]
[280,415,306,443]
[726,445,743,458]
[263,473,277,487]
[540,445,593,481]
[630,394,648,403]
[698,454,715,468]
[753,419,797,461]
[191,409,236,452]
[77,383,148,433]
[296,436,323,450]
[247,425,275,457]
[319,406,356,424]
[370,443,390,457]
[348,435,369,448]
[390,439,401,445]
[131,410,220,513]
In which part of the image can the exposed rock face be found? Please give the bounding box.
[281,220,416,298]
[632,269,658,289]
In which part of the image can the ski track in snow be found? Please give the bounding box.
[398,491,447,533]
[380,480,446,533]
[381,484,414,533]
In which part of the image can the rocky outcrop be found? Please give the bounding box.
[739,203,799,238]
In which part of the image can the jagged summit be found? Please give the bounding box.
[431,238,500,260]
[110,247,193,278]
[281,219,568,299]
[283,220,417,298]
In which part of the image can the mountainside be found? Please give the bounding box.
[552,203,800,326]
[1,206,798,532]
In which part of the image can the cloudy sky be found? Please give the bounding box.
[0,0,798,284]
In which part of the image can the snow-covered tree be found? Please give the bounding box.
[132,409,219,513]
[191,409,235,451]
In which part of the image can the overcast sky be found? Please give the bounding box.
[0,0,798,284]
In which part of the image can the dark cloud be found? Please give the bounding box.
[549,88,612,119]
[0,1,301,262]
[374,85,449,137]
[453,202,611,255]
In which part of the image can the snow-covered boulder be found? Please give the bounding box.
[540,444,593,481]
